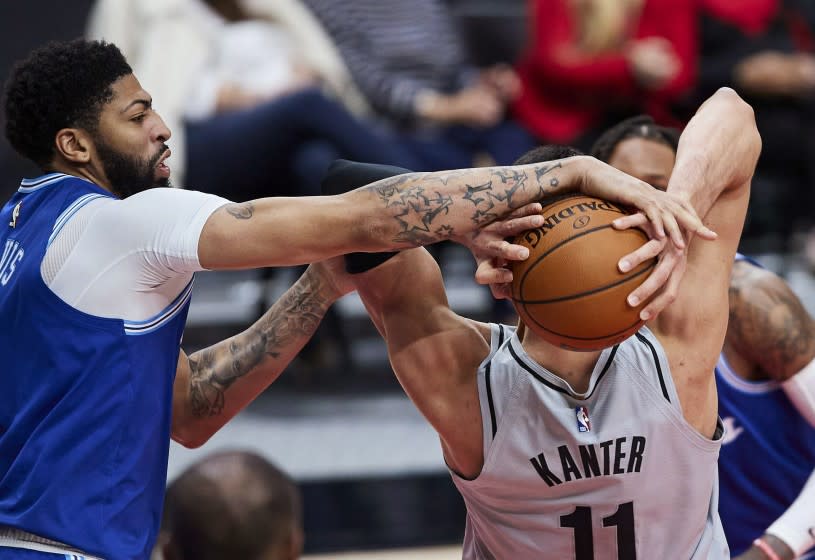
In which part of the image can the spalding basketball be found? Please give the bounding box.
[511,195,656,351]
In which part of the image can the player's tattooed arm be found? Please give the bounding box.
[362,162,564,247]
[173,263,345,446]
[727,262,815,381]
[361,156,702,254]
[224,202,254,220]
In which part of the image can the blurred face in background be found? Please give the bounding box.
[605,137,675,191]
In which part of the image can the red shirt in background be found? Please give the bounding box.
[513,0,697,143]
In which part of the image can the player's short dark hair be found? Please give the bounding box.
[513,144,584,165]
[513,145,585,211]
[3,39,132,167]
[163,451,301,560]
[590,115,680,163]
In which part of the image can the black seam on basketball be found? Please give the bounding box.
[585,344,620,400]
[507,341,569,395]
[635,332,670,402]
[485,361,497,439]
[513,259,655,305]
[514,269,648,341]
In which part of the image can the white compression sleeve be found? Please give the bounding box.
[766,469,815,556]
[782,356,815,429]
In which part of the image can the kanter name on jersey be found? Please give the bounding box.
[530,436,646,487]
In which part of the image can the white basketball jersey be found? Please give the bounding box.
[451,325,729,560]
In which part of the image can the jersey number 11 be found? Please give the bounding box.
[560,502,636,560]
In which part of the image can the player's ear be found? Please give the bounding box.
[54,128,94,164]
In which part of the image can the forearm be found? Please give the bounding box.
[172,264,340,447]
[668,87,760,217]
[348,158,589,249]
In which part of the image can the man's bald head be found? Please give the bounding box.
[162,451,302,560]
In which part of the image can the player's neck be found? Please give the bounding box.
[521,334,602,393]
[47,161,113,194]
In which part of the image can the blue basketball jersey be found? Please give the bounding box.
[0,174,193,559]
[716,255,815,555]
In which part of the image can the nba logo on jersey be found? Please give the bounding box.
[576,406,591,432]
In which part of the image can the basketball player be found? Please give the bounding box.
[160,450,302,560]
[592,116,815,560]
[326,87,759,558]
[0,39,706,559]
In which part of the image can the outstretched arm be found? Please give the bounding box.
[197,157,712,269]
[170,261,350,448]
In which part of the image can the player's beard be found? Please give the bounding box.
[95,140,171,198]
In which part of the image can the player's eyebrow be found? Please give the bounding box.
[121,98,152,113]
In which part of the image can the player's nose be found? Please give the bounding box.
[151,113,172,143]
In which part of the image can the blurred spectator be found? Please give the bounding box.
[695,0,815,252]
[159,450,302,560]
[513,0,697,150]
[87,0,420,199]
[303,0,536,170]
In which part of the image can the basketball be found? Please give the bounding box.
[511,195,656,351]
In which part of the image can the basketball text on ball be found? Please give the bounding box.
[522,199,627,248]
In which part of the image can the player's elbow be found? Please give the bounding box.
[713,86,745,106]
[715,87,757,129]
[713,87,762,176]
[171,424,211,449]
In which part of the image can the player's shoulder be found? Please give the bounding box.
[92,188,227,228]
[119,187,227,209]
[730,259,788,299]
